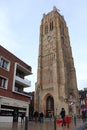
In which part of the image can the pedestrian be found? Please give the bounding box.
[85,108,87,120]
[49,112,52,121]
[81,106,86,122]
[60,108,66,126]
[39,112,44,123]
[33,111,39,122]
[21,112,25,123]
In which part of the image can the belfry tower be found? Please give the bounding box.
[34,7,78,116]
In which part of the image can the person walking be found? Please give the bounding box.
[21,112,25,124]
[60,108,66,126]
[39,112,44,123]
[33,111,39,122]
[81,106,86,122]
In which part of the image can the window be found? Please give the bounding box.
[14,83,23,93]
[61,36,64,44]
[50,21,53,31]
[0,76,8,89]
[0,57,10,71]
[15,86,23,93]
[45,22,48,34]
[15,86,19,92]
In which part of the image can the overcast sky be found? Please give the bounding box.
[0,0,87,92]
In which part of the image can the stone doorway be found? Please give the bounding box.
[46,96,54,117]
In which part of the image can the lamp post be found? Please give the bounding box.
[56,108,57,116]
[54,108,57,130]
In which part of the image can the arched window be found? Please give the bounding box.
[45,22,48,34]
[50,21,53,31]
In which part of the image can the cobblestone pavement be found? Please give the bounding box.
[0,118,85,130]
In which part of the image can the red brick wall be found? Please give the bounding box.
[0,89,30,102]
[0,45,32,102]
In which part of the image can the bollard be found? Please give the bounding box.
[25,116,28,130]
[54,116,56,130]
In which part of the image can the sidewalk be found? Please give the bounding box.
[0,118,85,130]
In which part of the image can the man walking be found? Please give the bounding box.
[60,108,66,126]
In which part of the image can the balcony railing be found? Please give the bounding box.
[13,88,31,97]
[15,75,31,87]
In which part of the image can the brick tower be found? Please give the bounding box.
[34,7,78,116]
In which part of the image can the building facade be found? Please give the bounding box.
[34,7,78,116]
[0,45,32,122]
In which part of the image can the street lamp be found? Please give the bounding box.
[54,108,57,130]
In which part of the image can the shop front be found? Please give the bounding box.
[0,96,29,122]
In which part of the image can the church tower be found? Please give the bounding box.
[34,7,78,116]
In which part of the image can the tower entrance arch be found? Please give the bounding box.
[46,96,54,117]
